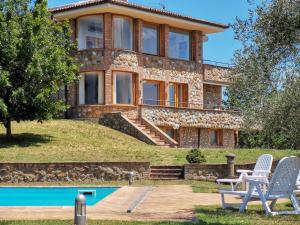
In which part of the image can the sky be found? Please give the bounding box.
[48,0,252,64]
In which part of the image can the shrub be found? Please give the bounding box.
[186,148,206,164]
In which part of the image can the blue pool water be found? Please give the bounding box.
[0,187,118,206]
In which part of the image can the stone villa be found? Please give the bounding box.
[50,0,243,148]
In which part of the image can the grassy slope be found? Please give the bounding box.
[0,120,298,165]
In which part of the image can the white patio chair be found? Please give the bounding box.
[217,154,273,191]
[238,157,300,216]
[293,173,300,193]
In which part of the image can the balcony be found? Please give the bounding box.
[76,49,202,74]
[203,60,232,84]
[139,103,242,130]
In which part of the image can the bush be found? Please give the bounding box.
[186,148,206,164]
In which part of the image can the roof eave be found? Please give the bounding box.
[49,1,229,33]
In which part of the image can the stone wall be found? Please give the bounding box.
[204,64,231,83]
[179,127,199,148]
[179,128,236,148]
[203,84,222,109]
[184,161,279,181]
[71,105,138,119]
[223,129,235,149]
[0,162,150,183]
[141,106,243,130]
[99,112,155,145]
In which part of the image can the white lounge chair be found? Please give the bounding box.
[220,157,300,216]
[217,154,273,191]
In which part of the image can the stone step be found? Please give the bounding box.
[150,166,184,170]
[150,168,183,173]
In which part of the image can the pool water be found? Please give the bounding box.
[0,187,118,206]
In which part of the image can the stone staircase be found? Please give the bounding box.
[130,118,176,147]
[99,112,178,147]
[149,166,184,180]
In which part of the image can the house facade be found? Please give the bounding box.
[50,0,243,148]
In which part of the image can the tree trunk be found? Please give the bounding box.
[4,118,12,138]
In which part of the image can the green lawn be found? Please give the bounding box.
[0,120,298,165]
[1,204,299,225]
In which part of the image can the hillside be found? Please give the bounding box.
[0,120,297,165]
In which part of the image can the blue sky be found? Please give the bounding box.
[48,0,251,64]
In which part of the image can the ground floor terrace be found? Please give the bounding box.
[69,104,242,148]
[0,184,293,222]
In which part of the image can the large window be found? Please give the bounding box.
[114,72,133,104]
[79,72,104,105]
[168,30,190,60]
[143,81,163,105]
[169,83,188,107]
[113,16,133,50]
[142,24,159,55]
[78,16,103,50]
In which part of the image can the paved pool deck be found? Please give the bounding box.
[0,185,286,221]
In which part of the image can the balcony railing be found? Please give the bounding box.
[141,99,239,111]
[203,59,233,68]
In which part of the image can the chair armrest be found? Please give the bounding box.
[216,178,239,184]
[246,176,269,181]
[237,169,253,174]
[251,170,270,174]
[245,178,268,185]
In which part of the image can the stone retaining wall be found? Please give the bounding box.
[0,162,150,183]
[184,161,279,181]
[184,163,256,181]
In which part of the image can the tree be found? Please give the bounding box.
[0,0,78,137]
[228,0,300,149]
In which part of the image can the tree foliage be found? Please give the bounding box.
[228,0,300,149]
[0,0,78,136]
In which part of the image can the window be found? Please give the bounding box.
[114,72,133,104]
[79,72,104,105]
[143,81,164,105]
[113,16,133,50]
[210,130,223,146]
[78,16,103,50]
[166,128,176,140]
[142,24,158,55]
[169,83,188,107]
[222,87,228,104]
[168,30,190,60]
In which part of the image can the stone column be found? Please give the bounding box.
[225,153,236,178]
[104,13,112,49]
[160,24,169,57]
[134,19,143,53]
[191,30,201,63]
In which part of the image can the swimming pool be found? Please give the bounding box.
[0,187,118,206]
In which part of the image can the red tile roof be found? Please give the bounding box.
[49,0,229,29]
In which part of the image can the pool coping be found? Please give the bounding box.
[0,185,122,188]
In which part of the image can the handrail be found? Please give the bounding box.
[141,98,240,111]
[203,59,233,68]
